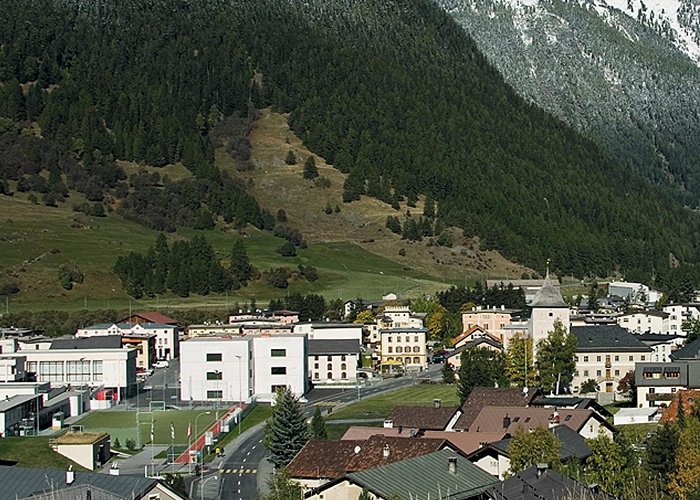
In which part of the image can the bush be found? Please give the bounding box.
[0,282,20,295]
[125,438,136,451]
[285,150,297,165]
[276,241,297,257]
[314,176,331,188]
[113,437,121,449]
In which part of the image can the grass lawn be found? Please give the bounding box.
[0,436,86,469]
[326,384,459,421]
[77,409,218,445]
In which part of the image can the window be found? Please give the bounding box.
[414,336,418,342]
[314,373,319,379]
[66,360,91,382]
[341,363,347,370]
[93,361,103,381]
[271,384,287,393]
[271,349,286,357]
[583,356,589,362]
[314,363,319,369]
[413,356,420,364]
[548,312,553,317]
[396,347,403,353]
[641,355,646,361]
[596,356,601,362]
[39,361,64,382]
[672,388,677,393]
[614,370,620,376]
[614,355,619,362]
[387,337,392,343]
[565,415,572,421]
[341,355,346,361]
[271,367,287,375]
[649,388,656,394]
[413,346,420,353]
[206,390,223,399]
[207,371,222,380]
[387,347,393,353]
[327,372,332,379]
[327,356,332,361]
[327,363,332,370]
[583,370,589,377]
[341,372,347,379]
[206,353,222,362]
[596,370,602,376]
[314,355,319,361]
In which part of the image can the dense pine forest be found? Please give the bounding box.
[2,0,700,284]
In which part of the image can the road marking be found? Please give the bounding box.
[243,458,246,462]
[238,489,241,493]
[246,451,251,456]
[252,469,257,474]
[258,439,262,443]
[226,469,232,473]
[238,481,241,485]
[252,445,256,450]
[245,468,251,473]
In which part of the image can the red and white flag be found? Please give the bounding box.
[187,421,192,439]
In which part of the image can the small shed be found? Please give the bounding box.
[613,407,660,426]
[50,432,111,470]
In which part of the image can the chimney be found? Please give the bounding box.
[536,463,548,478]
[549,410,560,428]
[433,399,442,408]
[383,444,390,458]
[66,466,75,485]
[448,457,457,474]
[503,414,511,429]
[384,419,394,429]
[397,425,403,434]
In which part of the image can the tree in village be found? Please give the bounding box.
[682,317,700,345]
[584,434,632,498]
[264,388,309,468]
[442,362,456,384]
[303,156,319,179]
[263,467,303,500]
[505,334,536,387]
[535,320,577,394]
[617,370,636,403]
[457,347,508,404]
[646,423,679,483]
[507,426,560,475]
[579,379,599,393]
[669,415,700,498]
[310,406,327,439]
[354,310,375,324]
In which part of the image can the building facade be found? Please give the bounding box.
[379,327,427,370]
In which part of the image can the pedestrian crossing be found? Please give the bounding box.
[313,400,339,406]
[220,468,257,474]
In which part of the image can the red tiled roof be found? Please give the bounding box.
[346,435,447,471]
[454,387,540,431]
[387,405,458,431]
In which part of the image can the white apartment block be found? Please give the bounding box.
[76,322,179,360]
[380,327,427,369]
[0,355,26,382]
[608,282,661,306]
[663,304,700,335]
[293,323,363,344]
[308,339,360,384]
[179,334,307,403]
[617,310,668,334]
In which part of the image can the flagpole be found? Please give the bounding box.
[187,421,192,475]
[150,418,154,477]
[170,421,175,475]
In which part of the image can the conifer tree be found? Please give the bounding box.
[310,406,327,439]
[264,388,309,468]
[303,156,318,179]
[230,239,254,285]
[284,150,297,165]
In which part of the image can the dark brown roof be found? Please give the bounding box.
[346,435,448,471]
[387,405,458,431]
[454,387,541,431]
[467,406,603,435]
[287,435,449,480]
[120,311,179,325]
[286,440,363,479]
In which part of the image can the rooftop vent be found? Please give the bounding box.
[448,457,457,474]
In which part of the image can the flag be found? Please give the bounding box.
[150,421,154,443]
[187,421,192,439]
[170,421,175,441]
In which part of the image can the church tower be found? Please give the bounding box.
[528,267,570,355]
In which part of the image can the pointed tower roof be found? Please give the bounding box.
[530,268,568,308]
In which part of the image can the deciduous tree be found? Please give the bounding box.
[507,426,560,475]
[505,334,536,387]
[457,347,507,404]
[536,320,577,394]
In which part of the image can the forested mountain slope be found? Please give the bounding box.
[438,0,700,205]
[1,0,700,284]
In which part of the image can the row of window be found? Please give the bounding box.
[313,363,348,370]
[386,346,421,354]
[577,369,620,378]
[578,355,645,363]
[206,349,286,362]
[314,372,348,379]
[385,336,421,343]
[385,356,422,364]
[28,360,103,382]
[642,371,680,379]
[206,367,289,377]
[312,355,347,361]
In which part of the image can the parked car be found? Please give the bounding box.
[153,360,169,369]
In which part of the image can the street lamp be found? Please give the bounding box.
[200,474,218,500]
[235,355,242,435]
[191,411,212,473]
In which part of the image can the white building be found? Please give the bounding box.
[0,355,26,382]
[617,310,668,334]
[608,281,661,306]
[663,304,700,335]
[308,339,360,384]
[76,322,179,360]
[636,333,685,362]
[179,334,307,403]
[528,272,570,356]
[293,323,363,344]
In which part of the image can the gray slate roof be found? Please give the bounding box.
[347,449,497,500]
[0,465,162,499]
[485,426,592,461]
[670,338,700,361]
[51,336,123,350]
[490,465,613,499]
[571,325,652,352]
[529,272,567,308]
[307,339,360,355]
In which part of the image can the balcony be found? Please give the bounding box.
[646,393,674,402]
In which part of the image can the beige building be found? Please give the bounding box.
[571,325,653,393]
[379,327,427,370]
[308,339,360,385]
[461,307,517,348]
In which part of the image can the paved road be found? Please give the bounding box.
[217,366,442,500]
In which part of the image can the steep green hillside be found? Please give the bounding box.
[1,0,700,294]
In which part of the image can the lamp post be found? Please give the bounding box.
[235,355,242,435]
[200,474,218,500]
[191,411,211,474]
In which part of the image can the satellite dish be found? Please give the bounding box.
[354,446,361,454]
[523,387,529,394]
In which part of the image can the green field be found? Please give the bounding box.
[0,436,87,469]
[0,193,452,312]
[326,384,459,421]
[76,409,219,446]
